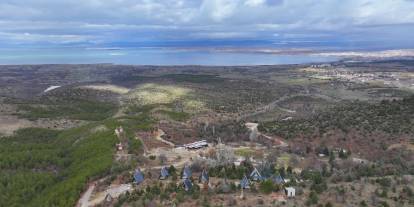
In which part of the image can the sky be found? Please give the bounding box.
[1,0,414,50]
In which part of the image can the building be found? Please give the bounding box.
[159,166,169,180]
[116,143,123,151]
[133,169,144,184]
[234,157,246,166]
[240,175,250,189]
[183,178,193,191]
[104,193,113,203]
[285,187,296,197]
[199,169,209,184]
[182,165,192,179]
[249,167,263,181]
[183,140,208,150]
[115,126,124,137]
[271,175,285,185]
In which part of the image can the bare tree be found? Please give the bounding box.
[216,143,235,165]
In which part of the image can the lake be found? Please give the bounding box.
[0,47,338,65]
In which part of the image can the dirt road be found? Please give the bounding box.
[240,93,336,119]
[89,184,132,206]
[245,122,288,147]
[155,129,175,147]
[77,183,96,207]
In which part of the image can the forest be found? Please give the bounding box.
[0,125,117,207]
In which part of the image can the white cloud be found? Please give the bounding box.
[0,0,413,47]
[190,31,254,39]
[200,0,240,22]
[0,31,93,44]
[244,0,266,7]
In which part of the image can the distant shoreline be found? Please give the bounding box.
[0,47,413,66]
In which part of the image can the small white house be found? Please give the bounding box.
[115,126,124,137]
[285,187,296,198]
[116,143,123,151]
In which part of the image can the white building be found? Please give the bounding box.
[285,187,296,198]
[116,143,123,151]
[183,140,208,150]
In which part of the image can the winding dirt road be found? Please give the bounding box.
[245,122,288,147]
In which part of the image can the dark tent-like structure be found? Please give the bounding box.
[183,178,193,191]
[271,175,285,185]
[249,167,263,181]
[133,169,144,184]
[240,175,250,189]
[199,169,209,184]
[159,166,169,180]
[182,165,192,179]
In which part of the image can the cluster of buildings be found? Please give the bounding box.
[241,167,296,198]
[133,165,209,192]
[132,166,295,198]
[312,68,414,89]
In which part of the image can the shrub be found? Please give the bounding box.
[307,191,319,206]
[259,180,275,194]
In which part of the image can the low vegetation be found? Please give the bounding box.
[161,74,226,83]
[259,96,414,139]
[17,99,116,121]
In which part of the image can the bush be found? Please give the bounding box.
[379,201,390,207]
[306,191,319,206]
[376,178,391,188]
[359,200,367,207]
[259,180,275,194]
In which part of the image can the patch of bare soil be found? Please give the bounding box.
[158,122,200,145]
[0,115,32,135]
[79,84,130,94]
[137,131,170,150]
